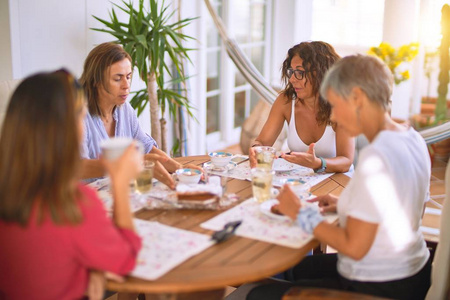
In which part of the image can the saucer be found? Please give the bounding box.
[203,161,237,172]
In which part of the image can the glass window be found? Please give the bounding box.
[234,91,247,128]
[207,2,222,48]
[311,0,385,47]
[251,46,264,73]
[207,51,220,91]
[250,2,265,43]
[207,95,220,134]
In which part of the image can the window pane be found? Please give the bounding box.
[206,3,222,48]
[207,51,220,91]
[250,89,259,112]
[207,95,220,134]
[251,46,264,73]
[250,2,265,42]
[312,0,384,47]
[233,0,250,43]
[234,91,247,128]
[235,48,251,86]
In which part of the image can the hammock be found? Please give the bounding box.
[204,0,449,145]
[204,0,278,105]
[420,121,450,145]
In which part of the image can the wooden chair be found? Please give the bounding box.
[283,161,450,300]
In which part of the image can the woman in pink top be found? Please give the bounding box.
[0,70,142,299]
[250,41,354,173]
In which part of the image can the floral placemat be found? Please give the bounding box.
[200,198,338,249]
[86,178,146,213]
[131,219,215,280]
[208,159,334,188]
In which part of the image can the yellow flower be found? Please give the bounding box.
[368,42,419,85]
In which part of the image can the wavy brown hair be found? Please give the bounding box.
[0,70,86,226]
[79,42,131,117]
[281,41,340,125]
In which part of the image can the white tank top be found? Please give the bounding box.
[287,99,336,158]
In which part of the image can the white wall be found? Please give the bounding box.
[5,0,152,136]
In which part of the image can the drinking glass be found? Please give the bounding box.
[135,160,155,194]
[253,146,276,170]
[281,178,311,203]
[251,167,274,203]
[203,163,228,196]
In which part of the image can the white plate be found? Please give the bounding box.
[272,158,301,172]
[259,199,291,221]
[203,161,237,172]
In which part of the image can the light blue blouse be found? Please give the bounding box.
[81,102,157,159]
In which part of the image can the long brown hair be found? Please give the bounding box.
[281,41,340,125]
[0,70,86,226]
[79,42,131,117]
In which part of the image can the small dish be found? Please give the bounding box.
[203,161,237,172]
[208,151,233,167]
[259,199,290,221]
[175,168,202,184]
[272,158,301,172]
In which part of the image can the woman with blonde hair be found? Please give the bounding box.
[0,70,142,299]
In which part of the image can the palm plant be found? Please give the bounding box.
[92,0,197,152]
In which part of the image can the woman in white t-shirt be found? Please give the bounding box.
[247,55,431,300]
[249,41,354,173]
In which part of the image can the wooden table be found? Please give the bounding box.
[107,155,350,298]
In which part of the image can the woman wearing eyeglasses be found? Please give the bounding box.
[249,41,354,173]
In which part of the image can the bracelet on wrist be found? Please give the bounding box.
[296,206,324,234]
[314,157,327,173]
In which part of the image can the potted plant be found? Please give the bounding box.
[92,0,197,153]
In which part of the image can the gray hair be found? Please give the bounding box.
[319,54,393,111]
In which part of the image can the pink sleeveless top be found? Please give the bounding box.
[287,100,336,158]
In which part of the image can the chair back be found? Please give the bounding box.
[426,161,450,299]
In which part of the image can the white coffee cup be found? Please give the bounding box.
[100,137,144,161]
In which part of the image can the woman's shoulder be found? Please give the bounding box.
[274,93,292,104]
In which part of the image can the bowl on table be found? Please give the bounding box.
[175,168,202,184]
[208,152,233,167]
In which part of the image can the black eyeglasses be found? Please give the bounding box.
[287,68,306,80]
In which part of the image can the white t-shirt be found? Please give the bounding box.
[337,128,430,282]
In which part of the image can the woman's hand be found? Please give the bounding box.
[248,147,258,168]
[86,270,105,300]
[276,185,302,220]
[308,194,338,213]
[153,161,176,190]
[101,142,143,184]
[280,143,322,170]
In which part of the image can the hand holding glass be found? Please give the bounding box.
[253,146,276,170]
